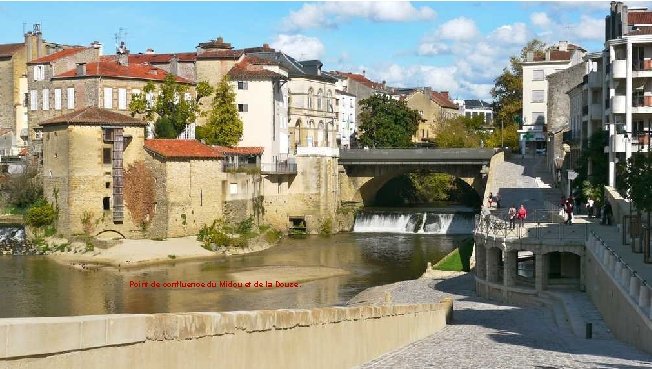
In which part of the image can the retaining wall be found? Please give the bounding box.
[0,300,452,369]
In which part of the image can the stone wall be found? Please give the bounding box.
[0,58,15,131]
[604,185,630,229]
[0,300,453,369]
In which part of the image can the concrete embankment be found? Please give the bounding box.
[0,301,452,369]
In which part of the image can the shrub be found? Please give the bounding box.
[319,217,333,237]
[5,167,42,209]
[236,216,254,235]
[24,199,56,229]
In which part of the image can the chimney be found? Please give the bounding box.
[76,63,86,76]
[262,43,270,50]
[116,41,129,66]
[90,41,103,56]
[526,51,534,62]
[145,48,155,54]
[558,41,568,52]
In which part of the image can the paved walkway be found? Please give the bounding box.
[357,275,652,369]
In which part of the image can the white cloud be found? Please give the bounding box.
[530,12,551,27]
[575,15,604,40]
[438,17,479,41]
[417,42,450,56]
[490,23,530,45]
[281,1,435,31]
[270,34,325,60]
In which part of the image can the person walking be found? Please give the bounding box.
[487,192,494,208]
[495,194,502,209]
[564,198,574,224]
[586,197,594,218]
[508,204,517,230]
[517,204,527,228]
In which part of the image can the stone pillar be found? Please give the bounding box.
[535,253,548,292]
[475,243,487,280]
[630,276,641,300]
[503,250,517,287]
[615,260,623,281]
[486,247,500,283]
[639,285,650,314]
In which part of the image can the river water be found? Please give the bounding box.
[0,231,470,318]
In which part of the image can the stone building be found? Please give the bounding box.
[143,139,222,238]
[40,107,148,238]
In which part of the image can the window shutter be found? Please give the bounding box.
[54,89,61,110]
[42,89,49,110]
[30,90,37,111]
[67,88,75,109]
[103,88,113,108]
[118,88,127,110]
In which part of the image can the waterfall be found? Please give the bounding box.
[0,225,28,255]
[353,211,474,234]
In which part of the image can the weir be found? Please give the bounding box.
[353,210,475,234]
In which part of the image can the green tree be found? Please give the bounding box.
[196,75,243,146]
[491,39,546,128]
[623,154,652,213]
[357,94,421,148]
[574,131,609,203]
[433,116,482,148]
[485,123,519,149]
[129,74,213,138]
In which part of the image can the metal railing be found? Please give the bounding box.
[260,162,297,174]
[223,162,260,173]
[474,209,589,240]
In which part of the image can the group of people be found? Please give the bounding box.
[507,204,528,230]
[487,192,501,208]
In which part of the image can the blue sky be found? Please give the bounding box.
[0,1,631,99]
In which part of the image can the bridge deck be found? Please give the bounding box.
[339,148,495,165]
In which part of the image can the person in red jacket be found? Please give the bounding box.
[517,204,527,228]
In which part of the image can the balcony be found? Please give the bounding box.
[611,95,626,114]
[612,60,627,79]
[260,162,297,175]
[632,95,652,114]
[590,103,602,120]
[296,146,339,157]
[588,71,602,89]
[581,105,589,116]
[223,162,260,174]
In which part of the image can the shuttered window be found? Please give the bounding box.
[103,88,113,109]
[67,88,75,109]
[118,88,127,110]
[30,90,37,111]
[54,89,62,110]
[532,90,544,103]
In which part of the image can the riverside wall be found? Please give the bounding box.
[0,300,453,369]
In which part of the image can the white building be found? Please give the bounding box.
[227,55,290,165]
[454,99,493,125]
[521,42,585,154]
[336,89,356,148]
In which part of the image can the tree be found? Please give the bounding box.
[485,123,519,149]
[433,116,482,148]
[196,75,243,146]
[129,74,213,138]
[491,39,546,128]
[623,155,652,213]
[574,131,609,204]
[357,94,421,148]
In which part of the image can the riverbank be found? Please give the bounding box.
[48,234,279,270]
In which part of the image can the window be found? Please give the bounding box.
[118,88,127,110]
[532,90,544,103]
[532,112,545,125]
[42,89,49,110]
[533,69,544,81]
[146,92,154,108]
[103,197,110,211]
[105,182,111,189]
[103,88,113,109]
[238,104,248,112]
[307,88,314,109]
[229,183,238,195]
[33,65,44,81]
[54,89,61,110]
[30,90,37,111]
[317,89,323,110]
[103,147,112,164]
[67,88,75,109]
[237,81,248,90]
[327,90,333,112]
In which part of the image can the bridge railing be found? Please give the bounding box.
[474,209,588,241]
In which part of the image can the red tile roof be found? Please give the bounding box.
[332,71,386,90]
[629,12,652,25]
[196,49,244,60]
[145,139,222,160]
[431,92,458,110]
[227,56,287,80]
[0,43,23,57]
[55,61,191,83]
[533,50,573,62]
[213,146,264,156]
[126,52,197,64]
[628,26,652,36]
[39,107,146,126]
[27,47,87,64]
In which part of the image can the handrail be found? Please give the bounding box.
[474,208,588,241]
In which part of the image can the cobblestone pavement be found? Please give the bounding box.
[357,274,652,369]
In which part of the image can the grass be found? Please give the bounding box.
[434,237,475,272]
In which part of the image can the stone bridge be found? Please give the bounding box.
[338,148,495,205]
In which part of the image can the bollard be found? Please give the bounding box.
[585,323,593,339]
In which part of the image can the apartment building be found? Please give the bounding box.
[455,99,493,125]
[521,42,586,155]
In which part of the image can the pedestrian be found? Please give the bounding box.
[602,202,613,225]
[565,199,574,224]
[488,192,494,208]
[508,204,517,230]
[517,204,527,227]
[481,206,491,231]
[495,194,502,209]
[586,197,594,218]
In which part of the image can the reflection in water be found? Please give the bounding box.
[0,233,465,317]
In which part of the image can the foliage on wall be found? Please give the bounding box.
[124,161,155,229]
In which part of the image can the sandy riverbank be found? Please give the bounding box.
[48,235,277,269]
